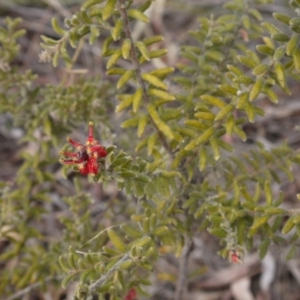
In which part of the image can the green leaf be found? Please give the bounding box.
[282,215,296,234]
[58,256,69,273]
[128,9,150,23]
[252,64,269,76]
[117,70,134,89]
[121,223,143,238]
[274,62,286,88]
[286,35,299,56]
[149,49,168,58]
[264,181,272,205]
[259,239,271,259]
[185,128,215,151]
[61,273,77,288]
[210,137,220,160]
[198,147,207,171]
[116,94,133,112]
[261,22,281,35]
[132,236,152,248]
[148,88,175,101]
[102,0,117,21]
[237,55,257,69]
[263,88,278,103]
[249,79,264,101]
[107,228,127,253]
[233,76,255,84]
[51,17,66,35]
[286,245,296,260]
[147,104,174,139]
[200,95,226,108]
[194,111,215,120]
[236,92,249,109]
[271,33,290,42]
[112,19,123,41]
[142,73,168,90]
[137,115,148,137]
[234,126,247,141]
[119,259,134,270]
[273,12,291,25]
[143,35,164,46]
[122,38,132,59]
[147,133,157,155]
[214,104,234,121]
[249,215,270,236]
[273,46,286,60]
[135,41,150,61]
[133,88,143,113]
[106,50,122,69]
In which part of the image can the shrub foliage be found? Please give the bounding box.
[2,0,300,299]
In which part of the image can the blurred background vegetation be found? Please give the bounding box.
[1,0,300,300]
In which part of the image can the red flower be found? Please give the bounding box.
[60,122,107,175]
[124,288,137,300]
[228,249,243,264]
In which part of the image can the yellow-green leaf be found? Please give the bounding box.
[142,73,168,90]
[106,50,122,69]
[148,88,175,101]
[236,92,249,109]
[147,104,174,139]
[147,133,157,155]
[274,62,286,88]
[117,70,134,89]
[214,104,234,121]
[286,35,299,56]
[273,12,291,25]
[112,19,123,41]
[107,228,127,253]
[249,79,264,101]
[135,41,150,61]
[137,115,148,137]
[210,137,220,160]
[102,0,117,21]
[252,64,269,76]
[116,94,133,112]
[200,95,226,108]
[282,215,296,234]
[249,215,270,236]
[128,9,149,23]
[51,17,66,35]
[122,38,132,59]
[237,55,257,69]
[133,88,143,112]
[184,127,215,151]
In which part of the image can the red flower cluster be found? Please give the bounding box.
[60,122,107,175]
[124,288,137,300]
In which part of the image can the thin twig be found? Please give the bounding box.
[43,0,72,18]
[174,236,193,300]
[6,277,62,300]
[88,253,129,294]
[117,0,174,158]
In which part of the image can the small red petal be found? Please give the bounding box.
[90,145,107,157]
[67,137,83,148]
[124,288,137,300]
[79,162,89,175]
[87,158,99,175]
[61,151,78,158]
[231,253,239,264]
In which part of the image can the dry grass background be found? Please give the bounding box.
[1,0,300,299]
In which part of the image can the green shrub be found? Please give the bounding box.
[1,0,300,299]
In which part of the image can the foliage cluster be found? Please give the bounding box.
[2,0,300,299]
